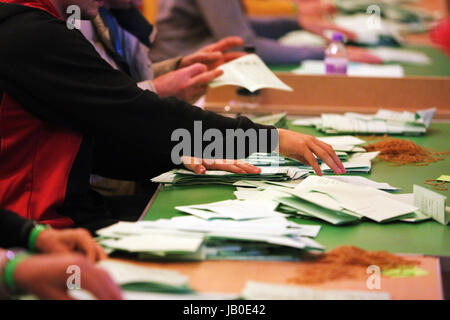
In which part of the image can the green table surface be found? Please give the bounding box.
[269,45,450,78]
[144,122,450,256]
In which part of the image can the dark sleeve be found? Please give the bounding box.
[0,209,36,249]
[195,0,324,64]
[1,10,278,179]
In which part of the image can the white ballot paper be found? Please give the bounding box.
[326,175,399,191]
[289,176,418,222]
[209,54,293,92]
[241,281,390,300]
[293,60,404,78]
[98,260,189,287]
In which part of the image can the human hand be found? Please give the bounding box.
[154,63,223,103]
[179,37,246,70]
[347,46,382,64]
[14,254,122,300]
[36,228,107,263]
[181,156,262,175]
[277,129,346,176]
[300,18,357,42]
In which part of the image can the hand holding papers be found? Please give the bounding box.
[209,54,293,92]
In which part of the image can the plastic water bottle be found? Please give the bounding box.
[325,32,348,75]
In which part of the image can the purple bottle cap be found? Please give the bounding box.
[332,32,344,42]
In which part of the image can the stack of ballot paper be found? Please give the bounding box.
[209,54,293,92]
[333,14,403,46]
[151,167,310,186]
[336,0,435,24]
[369,47,431,65]
[250,112,288,128]
[293,108,436,135]
[293,60,404,77]
[98,260,193,293]
[273,176,419,225]
[241,281,391,300]
[96,213,324,261]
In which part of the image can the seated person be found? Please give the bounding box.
[0,0,344,232]
[80,0,245,104]
[149,0,380,65]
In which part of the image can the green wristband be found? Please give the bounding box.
[28,225,47,252]
[3,253,29,293]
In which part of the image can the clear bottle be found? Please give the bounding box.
[325,32,348,75]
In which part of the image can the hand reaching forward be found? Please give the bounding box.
[179,37,247,70]
[153,63,223,103]
[277,129,346,176]
[14,254,122,300]
[36,228,107,263]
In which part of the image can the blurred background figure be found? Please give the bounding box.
[149,0,380,65]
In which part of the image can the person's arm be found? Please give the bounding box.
[1,11,276,180]
[0,250,11,299]
[0,209,105,261]
[195,0,324,64]
[0,209,36,250]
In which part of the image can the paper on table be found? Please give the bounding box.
[143,216,317,238]
[209,54,293,92]
[391,193,430,223]
[100,233,204,253]
[241,281,390,300]
[437,175,450,183]
[413,185,449,225]
[320,160,371,173]
[292,117,322,127]
[318,135,366,146]
[291,176,418,222]
[98,260,189,287]
[177,199,281,221]
[293,60,404,78]
[326,175,399,191]
[369,47,431,65]
[347,151,380,162]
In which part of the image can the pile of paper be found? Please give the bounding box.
[293,108,436,135]
[333,14,403,46]
[151,167,310,186]
[98,260,193,293]
[336,0,435,24]
[293,60,404,77]
[241,281,391,300]
[209,54,293,92]
[96,212,324,261]
[369,47,431,65]
[273,176,420,225]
